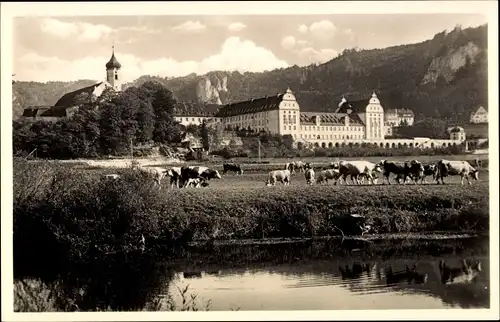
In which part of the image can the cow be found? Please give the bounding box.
[419,164,438,184]
[338,160,381,185]
[136,166,168,190]
[223,162,243,175]
[180,166,222,188]
[285,161,305,173]
[165,166,182,189]
[265,169,291,186]
[294,161,306,173]
[438,259,482,285]
[184,177,210,188]
[304,168,315,185]
[435,160,479,185]
[357,170,381,185]
[315,169,343,185]
[402,160,425,185]
[377,160,419,185]
[103,174,121,180]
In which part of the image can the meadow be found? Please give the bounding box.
[12,158,490,312]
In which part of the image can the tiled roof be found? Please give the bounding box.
[53,82,103,109]
[386,108,415,116]
[22,106,54,117]
[174,102,221,117]
[300,112,365,126]
[215,94,284,117]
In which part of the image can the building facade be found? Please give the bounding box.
[176,87,464,149]
[469,106,488,124]
[384,108,415,136]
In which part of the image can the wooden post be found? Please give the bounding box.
[130,138,133,167]
[258,137,261,163]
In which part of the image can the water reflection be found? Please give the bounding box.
[167,256,489,310]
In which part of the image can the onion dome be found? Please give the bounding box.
[105,46,121,70]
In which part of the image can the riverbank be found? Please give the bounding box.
[14,159,489,274]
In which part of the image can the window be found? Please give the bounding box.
[293,125,296,130]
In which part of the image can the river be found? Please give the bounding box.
[162,237,490,310]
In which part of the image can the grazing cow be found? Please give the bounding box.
[265,169,291,186]
[438,259,482,285]
[137,166,168,190]
[165,166,182,189]
[180,166,222,188]
[377,160,418,185]
[385,265,428,285]
[315,169,343,185]
[103,174,121,180]
[223,162,243,175]
[184,177,210,188]
[338,160,381,185]
[304,168,315,185]
[435,160,479,185]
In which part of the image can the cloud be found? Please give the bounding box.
[171,20,207,33]
[40,18,113,42]
[118,26,161,34]
[228,22,246,32]
[281,36,296,50]
[297,24,308,34]
[15,37,289,82]
[297,47,338,64]
[296,39,311,47]
[297,20,337,40]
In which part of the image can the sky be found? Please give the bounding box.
[13,14,488,83]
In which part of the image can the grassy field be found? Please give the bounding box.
[13,159,489,273]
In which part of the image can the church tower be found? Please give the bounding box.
[105,46,122,91]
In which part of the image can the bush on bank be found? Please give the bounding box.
[14,160,489,277]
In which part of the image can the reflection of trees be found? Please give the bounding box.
[17,252,175,312]
[172,239,489,309]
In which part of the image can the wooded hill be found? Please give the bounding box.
[13,25,488,122]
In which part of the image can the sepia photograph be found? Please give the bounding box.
[1,1,498,321]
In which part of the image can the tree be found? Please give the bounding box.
[139,81,183,144]
[200,120,210,151]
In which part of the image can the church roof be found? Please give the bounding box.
[105,47,122,69]
[53,82,103,110]
[215,94,284,117]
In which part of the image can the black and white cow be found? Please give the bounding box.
[180,166,222,188]
[223,162,243,175]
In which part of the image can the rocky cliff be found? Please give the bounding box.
[195,75,228,104]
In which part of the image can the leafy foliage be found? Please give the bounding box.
[13,82,185,159]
